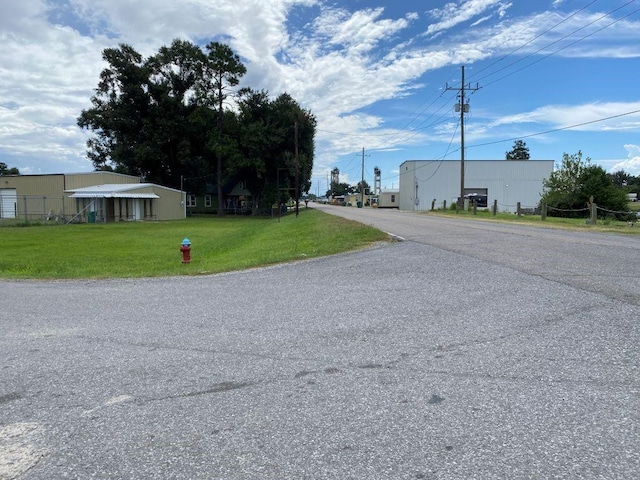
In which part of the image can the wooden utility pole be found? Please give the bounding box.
[446,66,479,207]
[295,121,299,217]
[361,147,365,207]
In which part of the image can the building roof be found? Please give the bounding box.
[65,184,159,199]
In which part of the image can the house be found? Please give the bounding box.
[0,171,185,222]
[185,178,252,215]
[399,160,554,213]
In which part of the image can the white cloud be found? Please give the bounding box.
[425,0,512,36]
[489,102,640,132]
[609,144,640,175]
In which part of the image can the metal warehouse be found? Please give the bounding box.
[399,160,554,213]
[0,171,185,222]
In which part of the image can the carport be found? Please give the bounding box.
[66,184,160,222]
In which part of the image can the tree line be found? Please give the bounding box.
[77,39,316,215]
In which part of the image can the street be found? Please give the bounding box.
[1,206,639,479]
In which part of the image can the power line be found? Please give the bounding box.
[476,1,638,89]
[467,0,600,84]
[464,108,640,150]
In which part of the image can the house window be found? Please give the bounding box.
[187,194,196,207]
[391,194,396,203]
[204,195,212,207]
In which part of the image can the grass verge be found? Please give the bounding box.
[426,209,640,234]
[0,208,389,280]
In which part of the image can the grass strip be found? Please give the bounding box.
[0,209,389,279]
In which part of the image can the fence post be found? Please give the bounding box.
[493,199,497,216]
[443,200,447,210]
[590,196,597,225]
[431,199,435,211]
[23,196,28,222]
[517,202,521,217]
[541,203,547,221]
[473,199,477,214]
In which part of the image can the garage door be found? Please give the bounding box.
[0,188,17,219]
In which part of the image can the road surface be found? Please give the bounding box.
[1,206,638,479]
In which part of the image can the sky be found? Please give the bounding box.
[1,0,639,193]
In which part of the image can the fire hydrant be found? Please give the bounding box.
[180,238,191,263]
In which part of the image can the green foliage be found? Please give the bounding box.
[0,162,20,174]
[327,182,354,197]
[232,89,316,212]
[505,139,530,160]
[78,39,315,213]
[541,151,628,218]
[0,210,388,279]
[78,40,213,188]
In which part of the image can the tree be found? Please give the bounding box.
[578,165,628,216]
[357,180,371,195]
[0,162,20,175]
[609,169,631,187]
[505,140,530,160]
[78,41,212,188]
[232,89,316,213]
[78,40,314,215]
[202,42,246,216]
[540,151,628,218]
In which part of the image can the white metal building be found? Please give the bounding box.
[399,160,554,213]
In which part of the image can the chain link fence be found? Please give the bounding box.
[0,195,69,226]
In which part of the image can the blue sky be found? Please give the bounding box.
[1,0,639,192]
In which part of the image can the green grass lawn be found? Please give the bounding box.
[426,207,640,234]
[0,209,389,280]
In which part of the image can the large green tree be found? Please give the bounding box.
[505,139,530,160]
[540,151,627,217]
[232,89,316,213]
[78,40,314,214]
[78,40,213,188]
[200,42,246,215]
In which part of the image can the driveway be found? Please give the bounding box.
[1,206,638,479]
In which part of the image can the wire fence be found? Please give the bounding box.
[0,195,69,226]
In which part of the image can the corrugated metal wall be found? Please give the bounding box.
[2,173,185,221]
[400,160,554,213]
[153,186,185,220]
[64,172,140,189]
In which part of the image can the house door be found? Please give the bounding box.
[0,188,17,219]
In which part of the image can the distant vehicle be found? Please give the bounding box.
[463,193,488,208]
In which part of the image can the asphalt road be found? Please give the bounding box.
[1,206,638,479]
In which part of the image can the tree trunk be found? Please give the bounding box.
[216,81,225,216]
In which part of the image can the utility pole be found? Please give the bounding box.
[361,147,365,207]
[446,65,479,207]
[295,121,299,217]
[359,147,370,207]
